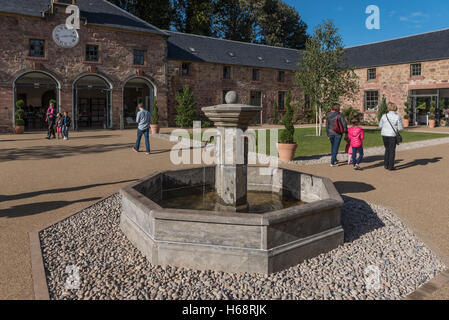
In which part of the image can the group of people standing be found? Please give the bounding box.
[45,102,71,140]
[326,102,404,171]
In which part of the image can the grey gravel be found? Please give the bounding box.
[40,194,446,300]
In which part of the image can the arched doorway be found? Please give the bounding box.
[14,72,59,131]
[123,77,155,128]
[73,75,112,130]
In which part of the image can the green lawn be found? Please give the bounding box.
[260,128,449,158]
[188,127,448,158]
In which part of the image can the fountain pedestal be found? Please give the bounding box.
[119,91,345,274]
[202,92,261,212]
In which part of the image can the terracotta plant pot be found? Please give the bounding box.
[277,143,298,162]
[14,126,24,134]
[150,124,160,134]
[429,120,436,128]
[403,119,409,128]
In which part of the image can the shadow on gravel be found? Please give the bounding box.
[341,196,385,243]
[334,181,376,194]
[0,197,102,218]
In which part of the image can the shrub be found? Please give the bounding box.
[175,86,197,128]
[16,99,25,109]
[377,95,388,121]
[15,101,25,127]
[429,105,436,120]
[273,102,279,124]
[151,99,159,124]
[202,121,212,128]
[279,91,295,144]
[342,106,362,123]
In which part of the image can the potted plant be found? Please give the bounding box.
[403,101,410,127]
[277,91,297,162]
[150,98,160,134]
[429,102,436,128]
[14,100,25,134]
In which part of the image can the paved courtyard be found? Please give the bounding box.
[0,128,448,299]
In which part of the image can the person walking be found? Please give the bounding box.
[326,103,348,167]
[56,113,63,139]
[379,102,404,171]
[62,111,71,140]
[45,102,56,139]
[133,102,152,155]
[347,119,365,170]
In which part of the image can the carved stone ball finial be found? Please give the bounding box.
[225,91,238,104]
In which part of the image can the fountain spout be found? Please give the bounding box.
[202,91,261,212]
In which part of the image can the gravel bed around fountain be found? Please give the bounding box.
[40,194,446,300]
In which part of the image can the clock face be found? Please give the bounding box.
[52,24,80,48]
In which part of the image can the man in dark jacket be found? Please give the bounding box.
[326,103,348,167]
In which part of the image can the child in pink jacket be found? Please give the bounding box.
[348,119,365,170]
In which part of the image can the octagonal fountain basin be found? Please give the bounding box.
[120,166,344,274]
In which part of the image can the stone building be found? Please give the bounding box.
[1,0,449,133]
[343,29,449,126]
[0,0,299,133]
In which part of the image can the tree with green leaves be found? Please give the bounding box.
[295,19,360,136]
[244,0,308,49]
[175,86,197,127]
[377,95,388,122]
[109,0,173,30]
[152,99,159,124]
[172,0,215,36]
[213,0,257,42]
[279,91,295,144]
[273,101,279,124]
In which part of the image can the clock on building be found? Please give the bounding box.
[52,24,79,48]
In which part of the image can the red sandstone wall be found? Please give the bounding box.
[0,10,168,132]
[343,60,449,122]
[167,60,301,126]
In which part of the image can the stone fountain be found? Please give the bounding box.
[120,92,344,274]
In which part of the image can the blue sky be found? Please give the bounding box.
[285,0,449,47]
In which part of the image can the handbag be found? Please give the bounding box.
[333,113,346,135]
[386,115,402,145]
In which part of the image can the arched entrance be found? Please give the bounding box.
[14,71,59,131]
[73,75,112,130]
[123,77,155,128]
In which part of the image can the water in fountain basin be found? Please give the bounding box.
[157,189,305,214]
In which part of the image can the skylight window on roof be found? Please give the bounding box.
[189,47,196,53]
[228,52,235,57]
[257,56,264,61]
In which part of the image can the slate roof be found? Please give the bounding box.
[3,1,449,70]
[343,28,449,68]
[166,31,301,71]
[0,0,167,36]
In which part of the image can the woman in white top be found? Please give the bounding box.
[378,103,404,171]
